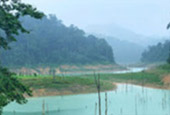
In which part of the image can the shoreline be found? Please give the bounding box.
[22,65,170,98]
[26,86,117,98]
[26,81,169,98]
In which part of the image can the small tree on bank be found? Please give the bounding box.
[167,23,170,64]
[167,51,170,64]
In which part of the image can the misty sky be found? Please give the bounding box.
[23,0,170,37]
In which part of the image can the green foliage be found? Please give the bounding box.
[82,71,163,87]
[102,72,162,85]
[167,53,170,64]
[0,67,32,113]
[0,0,44,114]
[0,0,44,49]
[167,22,170,29]
[141,41,170,63]
[1,15,115,67]
[157,64,170,71]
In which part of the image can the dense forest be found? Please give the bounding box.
[0,15,115,67]
[141,40,170,63]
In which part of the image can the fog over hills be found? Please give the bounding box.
[85,24,168,47]
[86,24,168,64]
[105,37,144,64]
[22,0,170,64]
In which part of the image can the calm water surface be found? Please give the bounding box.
[4,67,170,115]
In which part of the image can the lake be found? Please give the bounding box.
[4,67,170,115]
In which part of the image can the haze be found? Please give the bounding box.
[23,0,170,37]
[21,0,170,64]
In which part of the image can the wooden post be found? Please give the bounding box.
[46,103,49,115]
[50,68,56,82]
[52,69,56,82]
[13,110,16,115]
[95,102,97,115]
[142,76,144,93]
[94,73,101,115]
[120,108,123,115]
[135,96,138,115]
[42,100,45,115]
[105,93,108,115]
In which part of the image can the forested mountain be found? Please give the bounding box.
[93,35,145,64]
[0,15,115,67]
[141,40,170,63]
[85,24,166,64]
[85,24,166,48]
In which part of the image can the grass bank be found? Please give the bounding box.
[18,76,115,97]
[82,64,170,89]
[16,64,170,97]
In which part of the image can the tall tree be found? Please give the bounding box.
[166,22,170,64]
[0,0,43,114]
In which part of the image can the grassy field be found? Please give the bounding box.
[15,64,170,97]
[17,75,115,97]
[82,65,170,88]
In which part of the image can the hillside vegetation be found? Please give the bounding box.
[1,15,115,67]
[141,40,170,63]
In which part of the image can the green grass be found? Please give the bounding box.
[18,75,115,95]
[102,72,162,85]
[77,72,163,87]
[15,64,170,96]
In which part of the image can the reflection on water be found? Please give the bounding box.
[57,67,147,76]
[3,84,170,115]
[113,67,147,74]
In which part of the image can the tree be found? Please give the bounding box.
[0,0,44,114]
[167,22,170,64]
[1,16,115,67]
[167,53,170,64]
[167,22,170,30]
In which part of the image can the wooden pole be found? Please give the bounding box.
[95,102,97,115]
[105,93,108,115]
[42,100,45,115]
[135,96,138,115]
[46,103,49,115]
[94,73,101,115]
[13,110,16,115]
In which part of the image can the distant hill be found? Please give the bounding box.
[93,35,145,64]
[85,24,167,64]
[141,40,170,63]
[85,24,166,47]
[0,15,115,67]
[105,36,145,64]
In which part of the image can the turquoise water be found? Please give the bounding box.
[57,67,147,76]
[3,84,170,115]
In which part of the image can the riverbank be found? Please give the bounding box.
[11,64,125,75]
[17,64,170,97]
[94,64,170,90]
[20,76,116,97]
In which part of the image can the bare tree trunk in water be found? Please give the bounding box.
[94,73,101,115]
[42,100,45,115]
[95,102,97,115]
[13,110,16,115]
[105,93,108,115]
[46,103,49,115]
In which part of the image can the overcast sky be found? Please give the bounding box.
[22,0,170,37]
